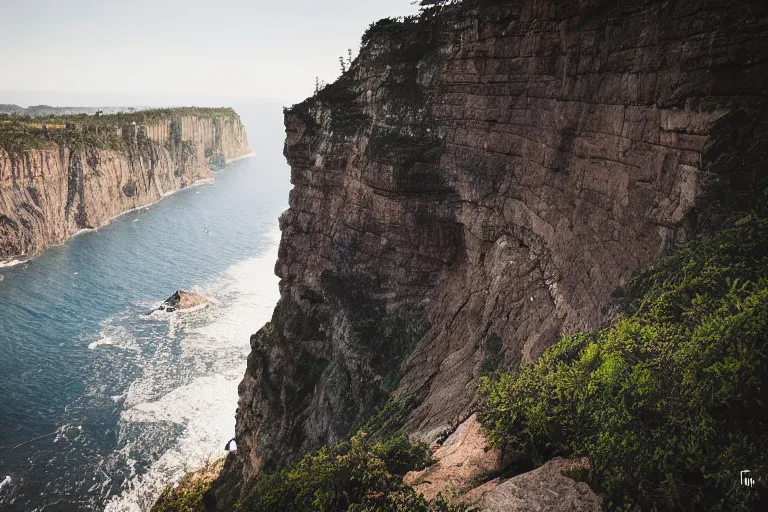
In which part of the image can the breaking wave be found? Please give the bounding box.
[99,228,280,511]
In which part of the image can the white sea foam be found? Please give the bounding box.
[175,301,213,314]
[0,259,24,268]
[87,324,136,352]
[0,476,10,492]
[162,178,214,198]
[53,424,82,443]
[73,228,96,237]
[226,152,255,164]
[88,336,114,350]
[104,227,280,511]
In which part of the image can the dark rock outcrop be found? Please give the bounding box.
[157,290,210,312]
[229,0,768,487]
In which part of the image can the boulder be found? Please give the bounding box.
[404,414,502,501]
[473,457,602,512]
[158,290,209,312]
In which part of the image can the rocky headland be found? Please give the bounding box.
[0,107,250,263]
[233,0,767,472]
[153,0,767,509]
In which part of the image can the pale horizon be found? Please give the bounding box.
[1,0,419,107]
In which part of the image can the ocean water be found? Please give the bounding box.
[0,103,291,511]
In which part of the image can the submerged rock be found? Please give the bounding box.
[157,290,209,312]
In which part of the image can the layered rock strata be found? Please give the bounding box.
[0,109,249,261]
[231,0,768,484]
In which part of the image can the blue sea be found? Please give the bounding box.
[0,103,290,511]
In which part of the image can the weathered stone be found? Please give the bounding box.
[158,290,210,312]
[404,414,502,501]
[473,457,602,512]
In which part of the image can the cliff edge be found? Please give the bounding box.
[0,107,250,262]
[230,0,768,488]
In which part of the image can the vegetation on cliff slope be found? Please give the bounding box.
[479,211,768,511]
[153,460,224,512]
[156,432,467,512]
[0,107,240,157]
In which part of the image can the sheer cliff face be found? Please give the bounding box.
[234,0,768,477]
[0,113,249,261]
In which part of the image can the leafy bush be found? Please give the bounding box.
[479,213,768,511]
[238,432,465,512]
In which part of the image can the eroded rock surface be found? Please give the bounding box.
[404,414,502,501]
[473,457,602,512]
[229,0,768,483]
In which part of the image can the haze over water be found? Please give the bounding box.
[0,103,290,511]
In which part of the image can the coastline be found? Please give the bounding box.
[0,167,232,272]
[225,151,255,164]
[0,259,25,268]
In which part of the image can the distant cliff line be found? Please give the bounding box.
[0,104,142,117]
[0,107,251,263]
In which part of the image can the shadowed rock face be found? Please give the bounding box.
[0,111,250,262]
[231,0,768,481]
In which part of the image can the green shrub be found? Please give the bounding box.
[153,480,210,512]
[479,213,768,511]
[480,332,504,376]
[353,395,421,441]
[238,432,466,512]
[152,461,223,512]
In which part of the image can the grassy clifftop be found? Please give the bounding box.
[0,107,241,156]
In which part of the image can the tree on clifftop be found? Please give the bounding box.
[412,0,458,10]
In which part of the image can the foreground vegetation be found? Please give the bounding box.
[153,460,224,512]
[153,432,467,512]
[238,432,466,511]
[480,212,768,510]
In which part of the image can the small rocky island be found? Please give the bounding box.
[157,290,209,312]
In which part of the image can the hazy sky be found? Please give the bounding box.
[1,0,418,107]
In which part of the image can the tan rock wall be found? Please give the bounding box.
[0,112,250,261]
